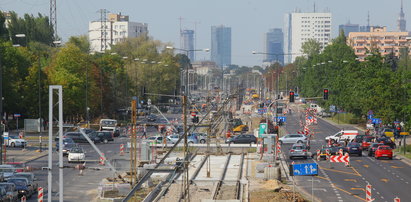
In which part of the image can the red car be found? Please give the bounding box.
[374,145,393,160]
[361,136,375,151]
[6,162,26,172]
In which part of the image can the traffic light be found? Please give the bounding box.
[192,116,199,123]
[289,91,295,102]
[323,88,329,100]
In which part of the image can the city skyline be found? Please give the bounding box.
[1,0,409,66]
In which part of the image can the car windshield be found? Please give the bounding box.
[70,148,83,153]
[9,163,24,168]
[372,144,382,148]
[7,179,26,186]
[379,146,391,150]
[348,142,360,147]
[0,168,14,172]
[15,174,32,181]
[0,184,13,192]
[9,136,18,140]
[63,138,74,144]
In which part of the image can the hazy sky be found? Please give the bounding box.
[0,0,409,66]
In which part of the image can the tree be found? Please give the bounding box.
[301,39,321,57]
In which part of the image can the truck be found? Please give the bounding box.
[99,119,120,137]
[325,130,359,142]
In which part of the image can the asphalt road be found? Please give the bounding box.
[281,104,411,202]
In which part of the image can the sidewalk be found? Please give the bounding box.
[4,147,48,164]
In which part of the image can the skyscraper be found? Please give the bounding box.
[397,0,406,31]
[264,28,284,65]
[284,11,332,64]
[339,22,359,37]
[181,30,195,62]
[211,25,231,67]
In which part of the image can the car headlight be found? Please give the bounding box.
[18,190,26,193]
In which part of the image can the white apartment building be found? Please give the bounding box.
[89,13,148,52]
[284,12,332,63]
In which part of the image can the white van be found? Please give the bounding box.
[325,130,359,142]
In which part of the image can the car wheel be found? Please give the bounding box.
[289,157,293,160]
[200,139,206,144]
[11,142,15,147]
[250,141,255,144]
[358,153,362,157]
[375,156,379,160]
[368,153,371,157]
[389,157,393,160]
[279,141,283,145]
[297,140,303,143]
[304,156,307,160]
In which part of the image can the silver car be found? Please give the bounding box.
[279,134,308,144]
[289,143,308,159]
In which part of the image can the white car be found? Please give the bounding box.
[67,147,86,163]
[279,134,308,144]
[6,136,27,148]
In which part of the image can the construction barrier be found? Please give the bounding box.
[394,197,400,202]
[99,153,105,166]
[330,154,350,163]
[366,183,374,201]
[21,196,26,202]
[120,144,125,156]
[38,187,43,202]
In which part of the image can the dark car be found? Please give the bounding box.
[354,135,367,143]
[225,134,257,144]
[376,137,396,149]
[62,132,101,144]
[361,136,375,151]
[346,142,362,156]
[95,131,114,143]
[7,178,33,198]
[56,138,78,156]
[368,143,384,157]
[147,114,157,122]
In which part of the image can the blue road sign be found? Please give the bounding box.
[372,118,382,124]
[274,116,287,123]
[291,163,318,176]
[367,114,374,120]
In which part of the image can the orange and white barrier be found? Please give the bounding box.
[366,184,374,201]
[99,153,105,165]
[394,197,400,202]
[120,144,125,155]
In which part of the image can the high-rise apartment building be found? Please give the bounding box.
[339,22,359,37]
[211,25,231,67]
[284,12,332,63]
[181,30,195,62]
[264,28,284,65]
[348,26,410,60]
[89,13,148,52]
[397,0,406,32]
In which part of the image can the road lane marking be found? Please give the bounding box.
[344,179,357,183]
[351,188,365,192]
[355,160,363,162]
[331,183,367,202]
[350,165,362,177]
[390,166,403,169]
[320,167,361,176]
[380,179,389,183]
[363,165,369,168]
[314,175,330,181]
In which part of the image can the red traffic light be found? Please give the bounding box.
[324,89,328,93]
[290,92,294,95]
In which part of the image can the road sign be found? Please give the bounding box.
[368,110,374,115]
[400,132,409,136]
[371,118,382,124]
[259,123,267,136]
[330,155,350,163]
[290,163,318,176]
[14,114,21,118]
[274,116,287,123]
[367,114,374,120]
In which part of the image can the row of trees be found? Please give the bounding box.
[272,31,411,127]
[0,12,185,124]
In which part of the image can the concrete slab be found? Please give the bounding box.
[195,155,228,181]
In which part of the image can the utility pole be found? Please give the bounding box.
[0,46,3,165]
[50,0,57,40]
[182,95,190,201]
[130,99,137,186]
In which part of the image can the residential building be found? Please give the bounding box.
[397,0,406,32]
[192,61,219,90]
[264,28,284,65]
[347,26,410,60]
[89,13,148,52]
[192,61,218,75]
[339,22,359,37]
[211,25,231,67]
[181,29,195,62]
[284,11,332,63]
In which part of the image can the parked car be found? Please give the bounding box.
[68,147,86,163]
[166,134,198,144]
[368,143,384,157]
[289,143,308,159]
[0,182,18,201]
[225,134,257,144]
[147,114,158,122]
[13,172,38,191]
[7,178,33,198]
[147,136,165,144]
[7,162,26,173]
[374,145,393,160]
[0,165,16,180]
[346,142,362,156]
[279,134,308,144]
[6,136,27,148]
[95,131,114,143]
[189,133,207,144]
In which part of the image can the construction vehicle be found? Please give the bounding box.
[230,118,249,133]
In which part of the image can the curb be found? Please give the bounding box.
[23,152,48,164]
[395,152,411,166]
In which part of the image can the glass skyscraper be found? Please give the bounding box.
[181,30,195,62]
[264,28,284,65]
[211,25,231,67]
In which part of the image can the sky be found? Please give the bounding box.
[0,0,409,66]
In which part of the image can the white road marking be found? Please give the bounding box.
[377,192,380,195]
